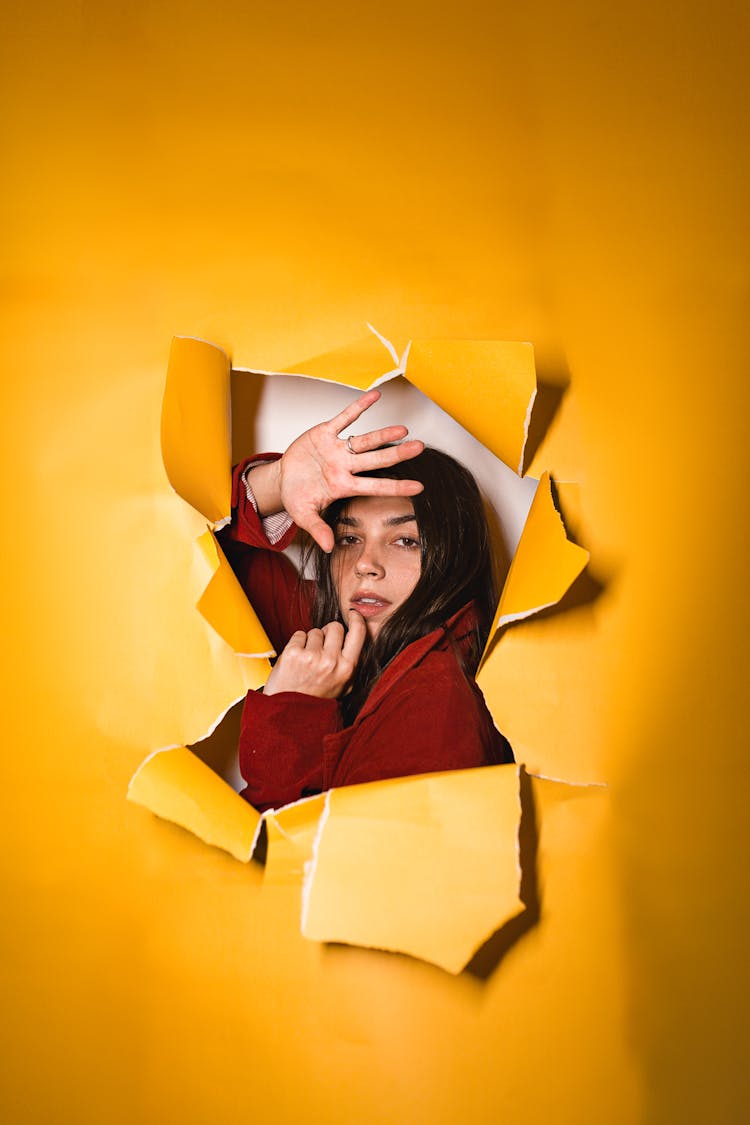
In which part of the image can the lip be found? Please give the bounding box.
[350,590,392,618]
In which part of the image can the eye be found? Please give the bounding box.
[334,534,361,548]
[394,536,420,549]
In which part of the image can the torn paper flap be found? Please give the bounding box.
[301,764,522,974]
[404,340,537,474]
[127,746,262,862]
[196,529,275,658]
[272,329,403,390]
[128,747,524,971]
[161,336,232,523]
[480,470,590,656]
[263,793,329,884]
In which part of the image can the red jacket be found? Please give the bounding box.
[221,459,512,812]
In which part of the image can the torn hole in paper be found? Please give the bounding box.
[129,328,594,973]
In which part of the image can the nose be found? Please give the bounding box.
[354,544,385,579]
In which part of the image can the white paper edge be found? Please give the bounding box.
[365,322,400,365]
[518,384,538,475]
[299,789,332,932]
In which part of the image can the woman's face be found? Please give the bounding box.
[332,496,422,639]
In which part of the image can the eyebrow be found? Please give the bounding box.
[337,514,418,528]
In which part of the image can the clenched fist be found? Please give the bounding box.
[263,611,367,699]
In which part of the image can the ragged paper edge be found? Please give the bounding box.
[300,775,523,976]
[127,744,264,863]
[127,690,250,854]
[519,384,538,475]
[300,789,332,927]
[233,324,404,391]
[528,771,608,788]
[128,710,327,869]
[402,338,537,475]
[453,765,525,973]
[496,600,559,628]
[260,790,329,848]
[298,766,525,975]
[232,363,405,392]
[365,322,400,366]
[263,790,331,839]
[135,687,247,768]
[479,471,590,669]
[195,527,276,658]
[161,336,233,525]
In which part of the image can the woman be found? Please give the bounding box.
[221,389,513,811]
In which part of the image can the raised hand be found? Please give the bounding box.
[263,611,367,699]
[249,389,424,552]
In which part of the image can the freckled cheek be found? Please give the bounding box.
[332,556,355,607]
[393,558,421,602]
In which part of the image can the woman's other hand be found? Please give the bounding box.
[248,389,424,552]
[263,611,367,699]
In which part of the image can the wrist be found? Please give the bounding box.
[247,459,284,517]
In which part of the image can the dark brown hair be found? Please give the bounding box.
[306,448,499,725]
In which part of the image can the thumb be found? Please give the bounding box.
[342,609,367,664]
[305,513,335,554]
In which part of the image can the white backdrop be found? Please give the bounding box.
[235,370,538,560]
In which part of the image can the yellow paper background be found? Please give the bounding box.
[3,3,749,1123]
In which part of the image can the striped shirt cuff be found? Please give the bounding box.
[241,462,295,545]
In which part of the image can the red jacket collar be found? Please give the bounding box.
[353,601,480,724]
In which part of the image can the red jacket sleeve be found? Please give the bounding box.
[219,458,329,811]
[223,456,297,552]
[239,690,341,811]
[217,458,312,654]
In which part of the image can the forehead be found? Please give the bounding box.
[338,496,417,524]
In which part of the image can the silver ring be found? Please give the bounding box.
[345,435,356,455]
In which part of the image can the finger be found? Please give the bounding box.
[351,439,424,473]
[306,514,335,554]
[348,476,424,497]
[285,630,308,649]
[345,425,409,453]
[321,621,345,653]
[328,390,381,436]
[342,610,367,664]
[305,629,325,651]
